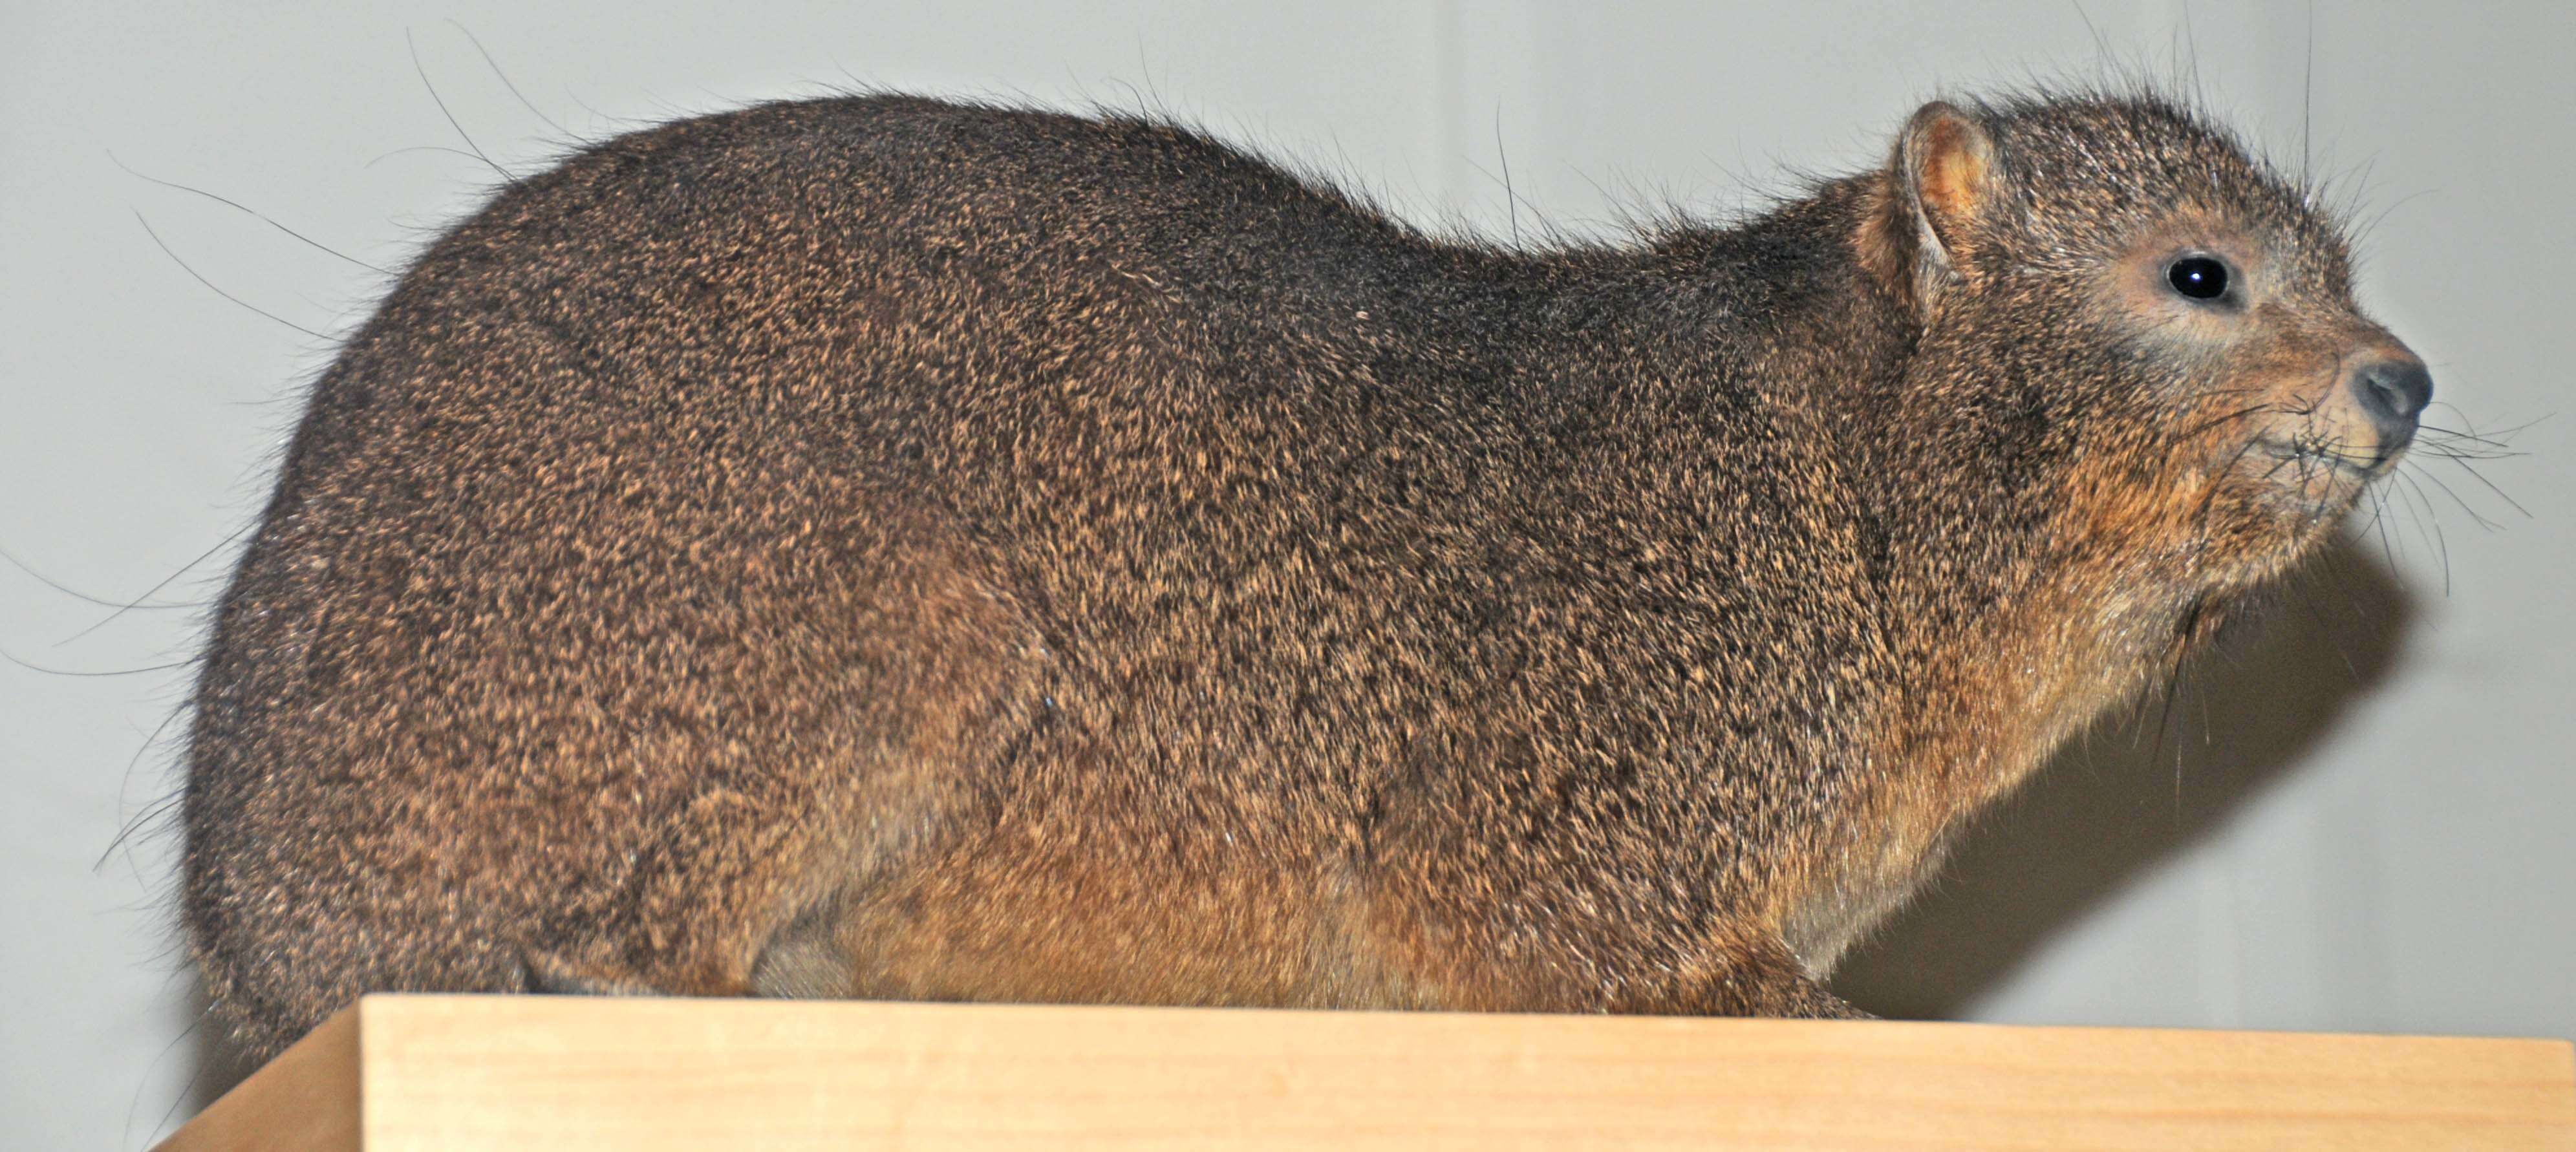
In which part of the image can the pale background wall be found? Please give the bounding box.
[3,2,2566,1146]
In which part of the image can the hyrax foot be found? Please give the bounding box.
[1638,945,1874,1019]
[522,950,701,997]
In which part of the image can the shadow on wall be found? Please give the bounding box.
[182,990,261,1129]
[1831,531,2418,1019]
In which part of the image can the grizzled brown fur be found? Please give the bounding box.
[182,89,2427,1060]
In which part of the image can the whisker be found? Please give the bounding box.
[2423,403,2551,447]
[365,144,515,170]
[0,647,197,678]
[2384,468,2452,593]
[107,152,391,275]
[2401,459,2506,531]
[2411,437,2522,464]
[97,704,194,873]
[2430,453,2532,518]
[55,522,255,646]
[442,19,572,138]
[2363,477,2401,575]
[2416,424,2526,453]
[0,543,200,611]
[408,29,519,185]
[132,213,330,339]
[2178,402,2277,440]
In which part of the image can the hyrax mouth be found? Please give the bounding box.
[2253,435,2386,480]
[2233,431,2391,528]
[2233,350,2429,511]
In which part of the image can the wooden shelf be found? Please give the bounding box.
[160,994,2576,1149]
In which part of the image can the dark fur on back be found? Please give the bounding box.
[183,90,2423,1060]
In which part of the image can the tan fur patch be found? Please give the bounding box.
[1916,114,1992,224]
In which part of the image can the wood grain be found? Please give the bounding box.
[158,994,2576,1150]
[153,1006,360,1152]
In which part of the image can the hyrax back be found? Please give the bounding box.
[184,91,2427,1059]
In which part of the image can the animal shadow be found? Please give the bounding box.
[1830,532,2418,1018]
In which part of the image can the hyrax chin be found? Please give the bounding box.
[180,87,2427,1059]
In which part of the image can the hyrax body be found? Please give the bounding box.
[183,90,2430,1060]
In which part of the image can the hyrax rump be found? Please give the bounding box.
[182,89,2432,1060]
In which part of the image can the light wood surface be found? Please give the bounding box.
[153,1005,360,1152]
[158,994,2576,1150]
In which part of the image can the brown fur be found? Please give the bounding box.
[182,89,2427,1061]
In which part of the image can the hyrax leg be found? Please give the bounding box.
[1335,735,1869,1019]
[1341,917,1870,1020]
[185,492,1038,1058]
[1643,945,1873,1020]
[517,785,861,999]
[521,527,1048,1003]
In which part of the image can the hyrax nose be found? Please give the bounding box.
[2349,356,2432,456]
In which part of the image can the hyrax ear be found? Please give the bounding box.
[1863,101,2004,312]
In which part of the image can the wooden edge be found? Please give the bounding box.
[154,1004,360,1152]
[353,997,2576,1151]
[155,995,2576,1151]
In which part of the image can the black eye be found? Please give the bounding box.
[2167,255,2231,301]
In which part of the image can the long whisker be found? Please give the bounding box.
[2401,459,2506,531]
[2416,423,2528,453]
[55,522,255,646]
[98,705,189,873]
[2178,402,2279,440]
[133,213,330,339]
[2383,467,2452,593]
[2362,473,2401,575]
[408,29,519,185]
[2425,452,2531,518]
[0,648,198,678]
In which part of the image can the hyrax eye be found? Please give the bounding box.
[2166,255,2232,301]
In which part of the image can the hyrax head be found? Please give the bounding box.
[1860,92,2429,592]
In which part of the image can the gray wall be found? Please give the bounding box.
[5,2,2567,1146]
